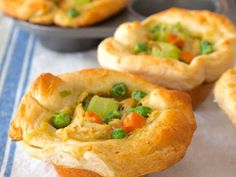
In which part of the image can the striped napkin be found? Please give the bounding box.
[0,14,236,177]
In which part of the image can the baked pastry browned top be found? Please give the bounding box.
[98,8,236,91]
[214,69,236,128]
[0,0,127,27]
[9,69,196,177]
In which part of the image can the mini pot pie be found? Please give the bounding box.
[9,69,196,177]
[98,8,236,107]
[214,69,236,128]
[0,0,127,27]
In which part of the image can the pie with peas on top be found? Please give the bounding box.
[9,69,196,177]
[0,0,127,27]
[98,8,236,92]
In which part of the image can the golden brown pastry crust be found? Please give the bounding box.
[54,165,148,177]
[214,69,236,128]
[0,0,127,27]
[98,8,236,91]
[54,165,104,177]
[9,69,196,177]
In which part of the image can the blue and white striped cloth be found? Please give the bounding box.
[0,15,236,177]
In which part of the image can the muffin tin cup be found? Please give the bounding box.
[15,0,236,52]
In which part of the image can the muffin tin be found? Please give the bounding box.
[15,0,236,52]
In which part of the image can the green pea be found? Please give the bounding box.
[68,8,80,18]
[104,110,121,124]
[134,43,148,54]
[135,106,152,117]
[131,90,147,101]
[128,106,152,117]
[111,129,127,139]
[111,82,128,97]
[200,40,214,55]
[51,112,71,129]
[126,107,136,114]
[59,90,72,97]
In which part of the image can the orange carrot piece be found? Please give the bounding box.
[87,112,102,124]
[123,112,146,132]
[168,34,184,48]
[180,51,195,63]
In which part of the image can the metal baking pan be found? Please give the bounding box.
[15,0,236,52]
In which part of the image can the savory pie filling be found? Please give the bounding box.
[135,23,214,64]
[50,83,154,141]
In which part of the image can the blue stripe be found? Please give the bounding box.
[0,29,30,168]
[0,24,15,81]
[3,37,37,177]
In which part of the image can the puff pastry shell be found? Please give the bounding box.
[214,69,236,128]
[98,8,236,91]
[0,0,127,27]
[9,69,196,177]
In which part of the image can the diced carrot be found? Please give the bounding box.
[168,34,184,48]
[87,112,102,124]
[180,51,195,63]
[123,112,146,132]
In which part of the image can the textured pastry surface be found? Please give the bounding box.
[9,69,196,177]
[214,69,236,128]
[54,165,148,177]
[0,0,127,27]
[98,8,236,91]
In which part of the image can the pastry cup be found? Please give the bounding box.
[214,69,236,128]
[54,165,147,177]
[187,82,214,109]
[0,0,127,27]
[9,69,196,177]
[98,8,236,107]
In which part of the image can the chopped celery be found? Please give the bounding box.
[87,96,120,120]
[152,42,180,60]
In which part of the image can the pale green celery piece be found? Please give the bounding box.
[74,0,91,6]
[152,42,180,60]
[87,95,120,119]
